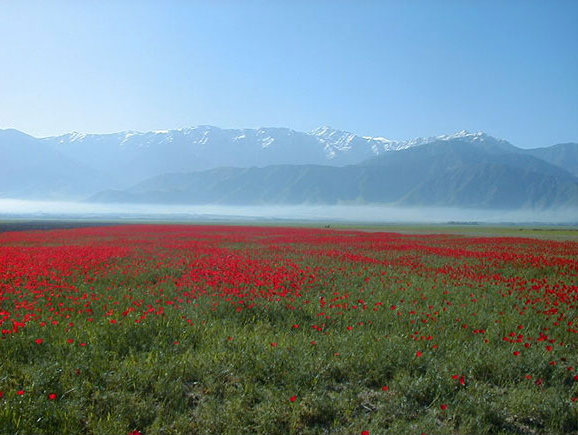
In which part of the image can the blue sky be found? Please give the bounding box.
[0,1,576,148]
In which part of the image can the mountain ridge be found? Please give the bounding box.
[1,126,577,209]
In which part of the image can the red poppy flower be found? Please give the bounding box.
[35,338,44,344]
[49,393,58,400]
[440,404,448,411]
[290,395,297,402]
[416,351,423,357]
[17,390,25,395]
[382,385,389,391]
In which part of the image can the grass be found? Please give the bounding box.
[0,224,576,434]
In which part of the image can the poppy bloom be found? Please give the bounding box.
[17,390,25,395]
[382,385,389,391]
[416,351,423,357]
[35,338,44,344]
[49,393,58,400]
[440,404,448,410]
[290,395,297,402]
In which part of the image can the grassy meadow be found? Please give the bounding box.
[0,223,576,434]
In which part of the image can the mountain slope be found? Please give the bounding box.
[45,126,406,186]
[525,143,578,177]
[90,138,578,209]
[0,129,105,199]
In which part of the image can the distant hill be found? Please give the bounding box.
[1,126,577,209]
[90,137,578,209]
[525,143,578,177]
[0,129,105,199]
[42,125,416,188]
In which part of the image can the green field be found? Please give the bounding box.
[0,223,577,434]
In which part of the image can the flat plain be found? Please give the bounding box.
[0,221,576,434]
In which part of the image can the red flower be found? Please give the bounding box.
[17,390,25,395]
[35,338,44,344]
[513,351,521,356]
[0,391,4,398]
[270,342,278,347]
[440,404,448,411]
[290,395,297,402]
[49,393,58,400]
[546,345,553,352]
[361,431,370,435]
[382,385,389,391]
[416,351,423,357]
[67,339,75,344]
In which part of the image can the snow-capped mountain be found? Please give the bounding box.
[1,125,576,205]
[45,125,515,187]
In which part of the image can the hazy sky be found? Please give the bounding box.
[1,1,576,147]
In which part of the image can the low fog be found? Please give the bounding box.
[0,199,576,225]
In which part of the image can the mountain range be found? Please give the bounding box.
[1,126,577,210]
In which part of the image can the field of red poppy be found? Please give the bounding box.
[0,224,577,434]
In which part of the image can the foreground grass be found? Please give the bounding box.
[0,225,577,434]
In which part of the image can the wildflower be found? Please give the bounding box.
[440,404,448,410]
[290,395,297,402]
[35,338,44,344]
[382,385,389,391]
[49,393,58,400]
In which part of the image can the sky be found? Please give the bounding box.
[0,0,577,148]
